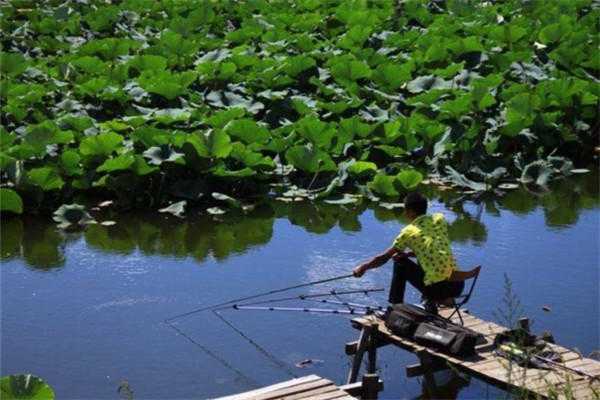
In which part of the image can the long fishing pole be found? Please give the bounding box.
[218,287,384,310]
[231,305,376,316]
[532,354,599,381]
[165,273,355,323]
[305,298,385,311]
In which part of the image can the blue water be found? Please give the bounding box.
[1,178,598,399]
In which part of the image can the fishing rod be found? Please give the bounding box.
[218,287,385,310]
[532,354,599,381]
[231,305,378,316]
[165,273,355,323]
[304,298,385,311]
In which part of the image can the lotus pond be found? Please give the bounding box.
[1,0,598,216]
[1,173,598,399]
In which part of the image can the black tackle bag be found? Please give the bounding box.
[385,304,432,337]
[414,322,479,357]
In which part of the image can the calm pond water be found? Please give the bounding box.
[2,174,599,399]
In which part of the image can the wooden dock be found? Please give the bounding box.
[215,374,383,400]
[347,308,600,399]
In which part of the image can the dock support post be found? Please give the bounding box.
[416,350,437,388]
[362,373,379,400]
[367,325,378,374]
[347,324,373,384]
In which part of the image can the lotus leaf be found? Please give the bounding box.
[285,144,336,173]
[97,154,136,172]
[137,70,196,100]
[294,116,335,149]
[397,169,423,190]
[0,374,55,400]
[60,150,83,176]
[225,119,270,144]
[186,130,232,159]
[368,173,400,198]
[27,167,64,191]
[347,161,377,177]
[53,204,95,228]
[0,188,23,214]
[79,132,124,157]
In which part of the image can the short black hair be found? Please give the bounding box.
[404,192,427,216]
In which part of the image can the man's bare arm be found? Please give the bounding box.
[353,247,398,277]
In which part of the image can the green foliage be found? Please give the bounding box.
[0,374,55,399]
[0,189,23,214]
[1,0,596,213]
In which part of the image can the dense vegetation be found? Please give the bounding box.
[1,0,598,215]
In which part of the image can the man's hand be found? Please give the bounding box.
[353,265,366,278]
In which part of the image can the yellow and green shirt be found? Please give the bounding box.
[392,212,457,285]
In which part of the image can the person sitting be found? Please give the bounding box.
[352,192,465,312]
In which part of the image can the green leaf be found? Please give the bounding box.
[285,144,336,173]
[224,119,270,144]
[96,154,136,172]
[294,116,334,149]
[339,117,375,139]
[368,173,399,197]
[60,150,83,176]
[0,188,23,214]
[79,132,124,157]
[132,155,158,176]
[27,167,64,191]
[330,56,372,83]
[187,130,232,159]
[0,52,29,77]
[283,55,316,77]
[206,108,246,129]
[0,374,55,399]
[347,161,377,178]
[397,169,423,189]
[128,55,168,72]
[137,70,197,100]
[372,62,413,91]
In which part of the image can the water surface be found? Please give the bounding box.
[2,174,598,399]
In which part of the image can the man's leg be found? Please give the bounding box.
[389,257,426,304]
[423,281,465,301]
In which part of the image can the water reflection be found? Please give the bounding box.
[1,172,597,270]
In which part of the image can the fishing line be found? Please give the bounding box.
[165,273,355,323]
[165,322,259,387]
[230,305,373,315]
[217,288,384,310]
[212,310,299,379]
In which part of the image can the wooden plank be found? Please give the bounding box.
[217,376,322,400]
[301,391,350,400]
[277,384,340,400]
[249,379,334,400]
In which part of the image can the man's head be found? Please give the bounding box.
[404,192,427,220]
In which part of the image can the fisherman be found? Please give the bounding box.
[353,192,468,311]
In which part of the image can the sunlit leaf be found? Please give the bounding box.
[0,188,23,214]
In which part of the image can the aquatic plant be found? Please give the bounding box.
[0,0,597,214]
[0,374,55,400]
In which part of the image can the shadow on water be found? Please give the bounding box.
[2,172,598,271]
